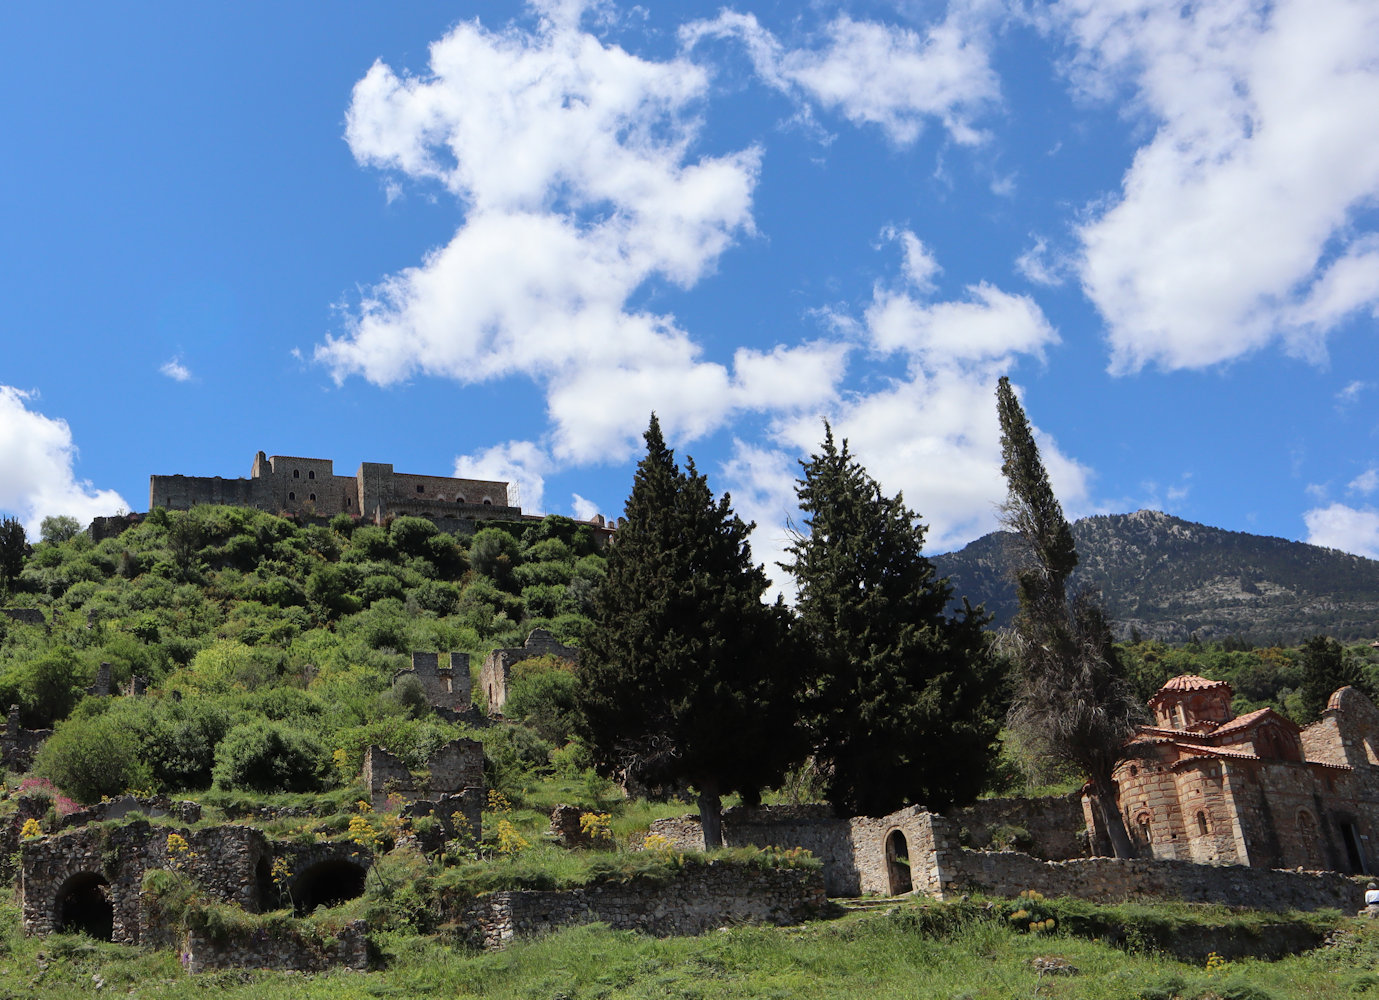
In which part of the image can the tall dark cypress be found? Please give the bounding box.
[996,376,1139,858]
[578,415,798,847]
[783,424,1001,816]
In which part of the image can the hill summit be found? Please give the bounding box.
[932,510,1379,643]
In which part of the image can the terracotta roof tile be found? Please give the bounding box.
[1212,707,1298,737]
[1158,674,1231,693]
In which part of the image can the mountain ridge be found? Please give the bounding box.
[931,509,1379,643]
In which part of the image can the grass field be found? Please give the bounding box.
[6,892,1379,1000]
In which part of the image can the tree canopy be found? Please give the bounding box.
[578,415,798,846]
[783,423,1002,816]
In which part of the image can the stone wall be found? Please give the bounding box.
[1,607,46,628]
[648,804,937,897]
[362,738,483,838]
[393,651,472,713]
[948,794,1088,860]
[447,862,827,950]
[480,628,580,712]
[928,843,1365,913]
[183,919,370,974]
[2,706,51,771]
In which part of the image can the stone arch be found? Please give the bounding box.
[292,858,367,915]
[884,829,912,895]
[55,871,114,940]
[1135,810,1154,846]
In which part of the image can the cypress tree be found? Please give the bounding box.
[578,415,797,847]
[783,424,1001,816]
[0,517,27,597]
[996,376,1140,858]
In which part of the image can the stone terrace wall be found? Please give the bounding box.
[448,862,827,950]
[183,919,369,974]
[929,846,1365,913]
[948,794,1088,860]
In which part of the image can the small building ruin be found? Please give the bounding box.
[479,628,580,712]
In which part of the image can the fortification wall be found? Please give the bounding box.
[448,863,826,949]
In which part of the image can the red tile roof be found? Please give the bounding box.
[1158,674,1231,693]
[1212,707,1298,737]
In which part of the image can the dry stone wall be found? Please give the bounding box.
[447,862,827,950]
[182,919,369,973]
[948,794,1089,860]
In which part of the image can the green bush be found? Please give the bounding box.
[35,713,155,802]
[506,665,582,744]
[212,720,330,793]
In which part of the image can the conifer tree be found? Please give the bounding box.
[995,376,1139,858]
[0,517,27,597]
[578,415,797,847]
[783,424,1001,816]
[1296,634,1364,723]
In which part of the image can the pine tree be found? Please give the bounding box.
[995,376,1139,858]
[783,424,1002,817]
[578,416,798,847]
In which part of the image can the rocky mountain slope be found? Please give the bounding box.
[932,510,1379,643]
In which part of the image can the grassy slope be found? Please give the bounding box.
[6,897,1379,1000]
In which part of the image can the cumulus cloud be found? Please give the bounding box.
[1304,502,1379,559]
[570,493,601,522]
[682,7,1000,145]
[721,233,1081,563]
[0,386,128,534]
[1059,0,1379,371]
[317,1,852,466]
[159,356,193,382]
[1015,236,1065,287]
[454,440,552,514]
[1350,468,1379,495]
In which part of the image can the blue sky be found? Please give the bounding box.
[2,0,1377,591]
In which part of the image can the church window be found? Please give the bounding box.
[288,492,295,500]
[308,470,315,480]
[293,470,300,478]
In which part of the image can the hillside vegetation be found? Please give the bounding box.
[933,510,1379,643]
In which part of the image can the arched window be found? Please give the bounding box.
[288,491,295,500]
[1196,810,1210,836]
[309,493,316,502]
[308,470,315,480]
[293,470,300,478]
[483,498,492,505]
[456,496,465,504]
[1135,811,1154,845]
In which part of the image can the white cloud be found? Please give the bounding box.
[0,386,128,534]
[724,236,1080,563]
[1015,236,1065,287]
[159,356,193,382]
[1337,380,1370,405]
[1059,0,1379,371]
[1350,468,1379,495]
[454,440,552,514]
[570,493,601,522]
[1304,502,1379,559]
[682,8,1000,146]
[319,3,860,465]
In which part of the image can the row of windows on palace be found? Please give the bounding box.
[283,469,492,510]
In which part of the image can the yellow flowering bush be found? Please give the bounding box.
[496,818,529,855]
[579,811,612,844]
[19,818,42,840]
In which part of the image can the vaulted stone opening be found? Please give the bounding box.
[293,859,367,915]
[885,829,912,895]
[55,872,114,940]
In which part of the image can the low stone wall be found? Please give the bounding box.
[447,862,827,949]
[932,846,1365,913]
[56,795,201,831]
[947,794,1088,860]
[183,919,369,973]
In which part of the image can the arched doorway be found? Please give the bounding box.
[292,859,367,916]
[55,872,114,940]
[885,829,913,895]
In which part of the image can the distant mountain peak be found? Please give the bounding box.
[933,511,1379,643]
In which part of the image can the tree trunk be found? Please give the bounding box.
[698,780,724,849]
[1091,774,1136,859]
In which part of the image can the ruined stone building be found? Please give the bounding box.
[1093,674,1379,873]
[480,628,580,712]
[150,451,516,523]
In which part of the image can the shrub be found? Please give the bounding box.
[469,528,521,585]
[212,720,329,793]
[506,667,582,745]
[35,713,154,803]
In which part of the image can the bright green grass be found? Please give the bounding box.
[6,895,1379,1000]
